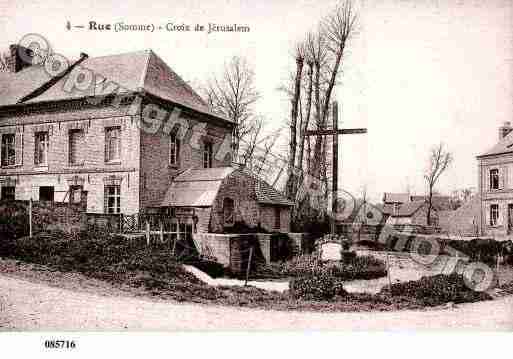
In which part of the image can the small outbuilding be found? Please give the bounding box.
[160,167,294,233]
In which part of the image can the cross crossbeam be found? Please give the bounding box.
[304,102,367,235]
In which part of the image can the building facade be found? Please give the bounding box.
[477,122,513,237]
[0,46,234,215]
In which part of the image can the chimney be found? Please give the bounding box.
[7,44,34,73]
[499,121,512,140]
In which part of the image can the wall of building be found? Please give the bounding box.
[478,153,513,236]
[0,103,141,214]
[139,109,232,209]
[210,170,261,232]
[259,205,291,232]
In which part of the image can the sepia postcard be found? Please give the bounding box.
[0,0,511,356]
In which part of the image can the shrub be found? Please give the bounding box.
[290,270,347,301]
[254,254,387,281]
[379,273,492,307]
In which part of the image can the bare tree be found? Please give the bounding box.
[311,0,358,179]
[425,143,453,226]
[203,56,260,160]
[286,43,305,198]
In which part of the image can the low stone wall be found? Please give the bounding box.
[192,232,313,274]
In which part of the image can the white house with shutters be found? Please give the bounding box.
[477,121,513,237]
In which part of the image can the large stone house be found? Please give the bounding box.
[477,121,513,237]
[0,45,234,215]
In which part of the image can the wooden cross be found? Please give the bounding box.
[305,102,367,235]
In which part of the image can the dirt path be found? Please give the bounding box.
[1,274,512,331]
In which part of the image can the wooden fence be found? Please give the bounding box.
[86,213,194,249]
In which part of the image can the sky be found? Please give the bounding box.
[1,0,512,203]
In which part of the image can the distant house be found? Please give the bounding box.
[159,167,294,233]
[476,121,513,237]
[386,200,438,227]
[382,192,451,220]
[382,193,411,216]
[438,196,480,236]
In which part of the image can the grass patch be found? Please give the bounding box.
[0,230,495,312]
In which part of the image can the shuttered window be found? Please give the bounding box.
[34,131,49,166]
[105,127,121,162]
[1,133,15,167]
[490,169,500,190]
[69,129,85,165]
[490,204,499,226]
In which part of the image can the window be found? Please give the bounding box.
[203,142,213,168]
[39,186,54,202]
[105,127,121,162]
[1,133,15,167]
[1,186,15,201]
[69,185,83,204]
[490,204,499,226]
[69,129,85,165]
[104,185,120,214]
[169,132,180,166]
[490,169,500,190]
[223,198,235,226]
[274,207,281,230]
[34,131,49,166]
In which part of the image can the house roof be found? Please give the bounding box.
[393,200,426,217]
[383,192,410,203]
[410,195,452,211]
[477,131,513,158]
[254,178,295,206]
[0,50,228,122]
[160,167,294,207]
[160,168,235,207]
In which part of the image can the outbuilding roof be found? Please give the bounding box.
[383,192,410,203]
[392,200,426,217]
[160,167,294,207]
[0,49,228,122]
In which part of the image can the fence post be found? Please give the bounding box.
[29,198,33,238]
[145,220,150,246]
[244,246,254,286]
[159,221,164,243]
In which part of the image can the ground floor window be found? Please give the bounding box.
[39,186,54,202]
[490,204,499,226]
[1,186,15,201]
[69,185,83,204]
[104,185,120,214]
[274,207,281,230]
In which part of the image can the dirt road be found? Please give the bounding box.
[1,275,512,331]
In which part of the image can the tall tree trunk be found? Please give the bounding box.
[312,61,323,179]
[297,61,314,183]
[286,56,304,199]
